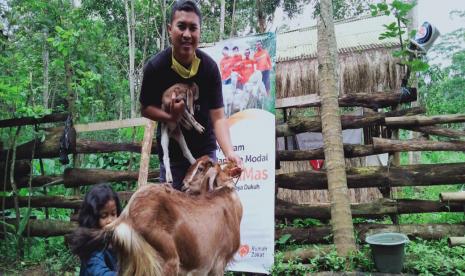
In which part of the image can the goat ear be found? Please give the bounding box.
[191,83,199,101]
[187,87,194,114]
[183,159,201,185]
[203,167,218,192]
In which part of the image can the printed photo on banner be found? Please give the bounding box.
[202,33,276,118]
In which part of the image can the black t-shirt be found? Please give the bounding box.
[139,47,223,163]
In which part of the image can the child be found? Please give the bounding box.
[76,183,122,276]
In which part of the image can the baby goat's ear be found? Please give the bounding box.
[186,87,194,114]
[190,83,199,101]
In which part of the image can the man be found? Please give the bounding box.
[237,48,256,86]
[253,41,272,94]
[219,46,234,85]
[139,0,242,189]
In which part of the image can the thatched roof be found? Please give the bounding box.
[276,15,404,99]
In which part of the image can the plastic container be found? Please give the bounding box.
[365,232,409,273]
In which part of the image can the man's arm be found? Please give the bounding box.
[210,107,243,167]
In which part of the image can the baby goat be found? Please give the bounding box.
[69,157,243,276]
[161,83,205,183]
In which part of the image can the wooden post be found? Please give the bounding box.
[137,120,156,187]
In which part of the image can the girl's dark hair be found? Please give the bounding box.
[170,0,202,25]
[78,183,122,228]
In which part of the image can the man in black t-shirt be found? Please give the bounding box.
[139,0,242,189]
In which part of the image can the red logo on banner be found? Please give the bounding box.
[239,244,250,257]
[310,160,324,171]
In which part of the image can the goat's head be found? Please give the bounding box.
[182,156,242,195]
[162,83,199,114]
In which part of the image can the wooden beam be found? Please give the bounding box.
[278,223,465,245]
[386,114,465,127]
[440,191,465,203]
[0,113,69,129]
[74,117,151,132]
[276,198,465,220]
[404,126,465,139]
[448,237,465,247]
[275,89,417,109]
[76,139,158,154]
[276,107,425,137]
[277,162,465,190]
[63,168,160,188]
[138,120,156,187]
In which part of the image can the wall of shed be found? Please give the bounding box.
[276,47,403,98]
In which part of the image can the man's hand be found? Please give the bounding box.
[169,93,185,122]
[226,152,243,170]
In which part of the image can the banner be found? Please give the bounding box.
[204,33,276,274]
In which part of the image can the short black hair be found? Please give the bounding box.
[78,184,122,229]
[170,0,202,25]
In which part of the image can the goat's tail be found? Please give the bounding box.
[112,222,164,276]
[68,222,163,276]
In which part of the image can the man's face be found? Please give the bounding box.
[168,10,200,65]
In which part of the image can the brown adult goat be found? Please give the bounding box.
[69,156,243,276]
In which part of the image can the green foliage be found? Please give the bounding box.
[404,239,465,275]
[371,0,429,79]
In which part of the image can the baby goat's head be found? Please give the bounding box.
[182,156,242,195]
[161,83,199,114]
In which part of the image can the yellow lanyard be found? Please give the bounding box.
[171,53,201,79]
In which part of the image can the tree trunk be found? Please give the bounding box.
[219,0,225,40]
[160,0,167,49]
[63,168,160,188]
[0,160,31,183]
[64,59,75,119]
[317,0,356,255]
[125,0,137,119]
[256,0,266,33]
[276,198,465,220]
[43,31,50,108]
[230,0,236,37]
[407,0,421,165]
[276,162,465,190]
[277,223,465,245]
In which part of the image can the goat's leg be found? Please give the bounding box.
[161,124,173,183]
[171,128,196,164]
[179,116,192,130]
[208,260,226,276]
[182,110,205,133]
[142,230,180,276]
